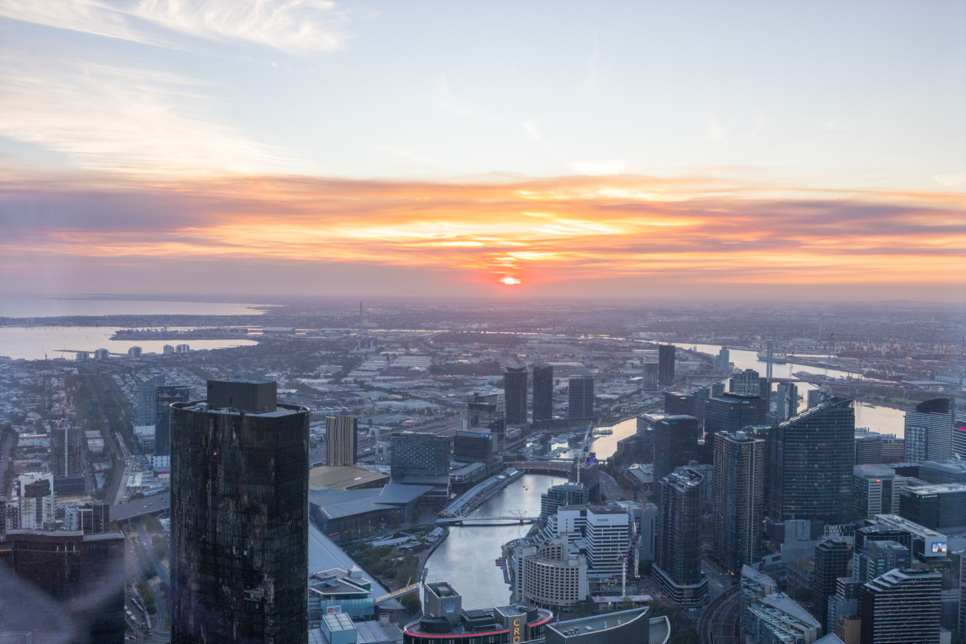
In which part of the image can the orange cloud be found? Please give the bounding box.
[1,172,963,299]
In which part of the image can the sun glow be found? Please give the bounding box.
[502,277,521,285]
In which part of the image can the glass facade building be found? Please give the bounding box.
[712,431,765,574]
[504,365,528,426]
[767,397,855,525]
[567,375,594,420]
[532,364,554,423]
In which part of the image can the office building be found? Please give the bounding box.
[170,379,309,644]
[664,391,696,417]
[568,375,595,420]
[808,389,825,410]
[953,421,966,459]
[713,347,730,374]
[574,457,600,503]
[391,432,450,477]
[960,554,965,640]
[854,540,910,584]
[65,501,111,535]
[855,430,884,465]
[453,430,494,463]
[812,538,851,633]
[767,397,855,525]
[642,360,659,391]
[17,472,55,529]
[639,502,658,561]
[918,458,966,484]
[532,364,554,423]
[730,369,760,396]
[137,374,165,425]
[584,504,631,578]
[712,431,765,574]
[465,392,505,440]
[154,385,190,458]
[704,393,767,441]
[540,482,588,519]
[0,530,125,643]
[504,364,528,426]
[745,592,820,644]
[654,469,709,606]
[653,415,702,487]
[898,483,966,531]
[326,415,358,466]
[853,465,905,520]
[775,382,799,422]
[859,568,941,644]
[904,398,954,463]
[658,345,676,386]
[50,421,85,494]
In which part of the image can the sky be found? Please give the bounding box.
[1,0,964,302]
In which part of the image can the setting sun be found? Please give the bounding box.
[502,277,522,285]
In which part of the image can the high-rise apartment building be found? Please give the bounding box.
[904,398,954,463]
[658,345,675,386]
[504,364,528,426]
[654,469,708,606]
[767,397,855,525]
[812,538,851,633]
[858,568,941,644]
[775,382,799,422]
[512,535,589,610]
[0,530,125,643]
[325,415,358,466]
[137,374,165,426]
[540,482,588,519]
[855,430,884,464]
[584,505,630,578]
[568,375,595,420]
[664,391,696,417]
[155,385,190,458]
[712,431,765,574]
[17,472,55,529]
[953,421,966,460]
[713,347,730,374]
[170,379,309,644]
[50,421,85,494]
[653,415,702,487]
[532,364,554,423]
[65,501,111,535]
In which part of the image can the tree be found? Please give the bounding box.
[400,593,421,614]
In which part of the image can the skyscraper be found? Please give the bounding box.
[767,397,855,525]
[712,431,765,574]
[326,415,358,466]
[170,379,309,644]
[664,391,696,416]
[540,482,588,519]
[568,375,594,420]
[466,392,506,450]
[137,374,165,426]
[532,364,554,423]
[642,361,659,391]
[653,415,702,486]
[658,345,675,386]
[154,384,190,458]
[858,568,942,644]
[775,382,799,422]
[953,421,966,460]
[812,538,851,633]
[704,393,767,441]
[584,505,631,578]
[730,369,760,396]
[504,364,528,426]
[50,421,85,494]
[903,398,954,463]
[654,469,708,606]
[0,530,125,643]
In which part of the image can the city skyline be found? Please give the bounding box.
[1,1,964,301]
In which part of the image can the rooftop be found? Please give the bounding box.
[547,608,650,638]
[174,401,307,417]
[903,483,966,496]
[309,465,389,491]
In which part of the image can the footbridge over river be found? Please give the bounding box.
[435,515,540,527]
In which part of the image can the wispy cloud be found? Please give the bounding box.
[0,49,298,175]
[432,74,487,119]
[0,0,352,54]
[933,173,965,187]
[523,119,543,142]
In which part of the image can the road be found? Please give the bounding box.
[85,373,132,505]
[598,470,624,501]
[136,522,169,635]
[698,585,740,644]
[0,427,14,496]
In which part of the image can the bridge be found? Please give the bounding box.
[510,461,575,476]
[436,515,540,527]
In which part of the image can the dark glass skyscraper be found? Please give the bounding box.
[170,380,309,644]
[664,391,696,417]
[653,415,702,486]
[658,345,675,386]
[704,393,766,439]
[567,375,594,420]
[812,538,850,633]
[155,385,190,457]
[903,397,954,463]
[712,431,765,574]
[504,365,528,425]
[767,397,855,525]
[654,469,708,606]
[532,364,554,423]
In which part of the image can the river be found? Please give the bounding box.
[676,342,905,437]
[424,474,563,609]
[0,294,273,318]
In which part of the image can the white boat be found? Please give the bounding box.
[594,428,614,436]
